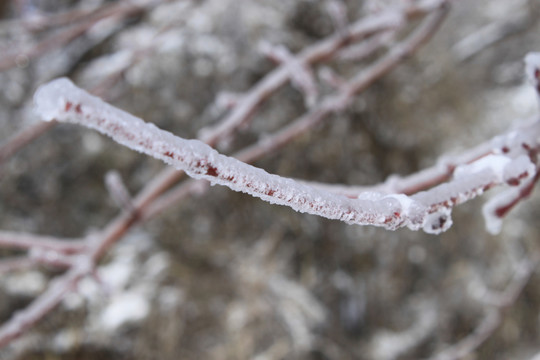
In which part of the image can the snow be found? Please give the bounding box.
[99,291,150,331]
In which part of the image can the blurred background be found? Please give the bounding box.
[1,0,540,359]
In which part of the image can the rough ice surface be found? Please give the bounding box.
[34,77,538,235]
[33,78,429,231]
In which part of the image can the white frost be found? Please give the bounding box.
[33,76,539,236]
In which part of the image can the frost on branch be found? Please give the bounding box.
[34,78,427,232]
[34,59,540,235]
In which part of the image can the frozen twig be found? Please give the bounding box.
[28,7,453,235]
[50,18,540,237]
[33,78,429,231]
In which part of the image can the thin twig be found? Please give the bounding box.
[0,231,86,254]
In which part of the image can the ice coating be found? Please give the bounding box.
[34,78,73,121]
[412,167,495,208]
[34,78,428,231]
[422,207,452,234]
[33,74,540,235]
[525,52,540,86]
[454,155,510,183]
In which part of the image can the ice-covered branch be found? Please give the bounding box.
[34,78,428,232]
[32,53,540,236]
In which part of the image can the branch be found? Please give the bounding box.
[0,231,85,253]
[32,17,540,238]
[33,78,428,231]
[0,0,164,72]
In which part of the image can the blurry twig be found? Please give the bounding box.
[0,231,86,253]
[0,0,160,72]
[453,11,531,62]
[428,257,538,360]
